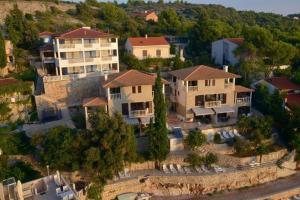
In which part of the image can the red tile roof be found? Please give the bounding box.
[266,77,300,91]
[286,94,300,109]
[82,97,107,107]
[127,36,169,46]
[0,78,19,87]
[132,11,156,17]
[101,70,168,88]
[169,65,241,81]
[225,37,244,45]
[54,28,114,39]
[39,31,53,37]
[235,85,254,93]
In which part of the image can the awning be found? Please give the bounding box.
[213,105,235,114]
[192,107,215,116]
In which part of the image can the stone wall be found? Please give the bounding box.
[127,162,155,171]
[43,76,101,106]
[102,165,296,200]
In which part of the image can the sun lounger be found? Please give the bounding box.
[221,131,229,139]
[183,166,192,174]
[176,164,185,174]
[162,164,170,174]
[219,132,226,140]
[224,132,232,139]
[169,164,178,174]
[195,166,202,173]
[124,168,130,177]
[228,131,235,138]
[118,171,125,178]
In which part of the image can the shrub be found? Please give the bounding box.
[184,153,204,167]
[213,133,222,144]
[204,153,218,166]
[186,130,206,150]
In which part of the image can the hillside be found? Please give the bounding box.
[0,1,75,23]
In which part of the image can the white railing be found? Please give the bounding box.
[204,100,221,108]
[110,93,121,100]
[236,97,251,104]
[68,58,84,64]
[188,86,198,92]
[43,57,55,62]
[59,44,75,49]
[130,109,147,117]
[83,43,93,48]
[101,56,113,61]
[100,43,111,47]
[85,57,94,62]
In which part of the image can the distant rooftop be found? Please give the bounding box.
[266,76,300,91]
[127,36,169,46]
[225,37,244,45]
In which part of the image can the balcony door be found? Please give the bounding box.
[122,103,129,116]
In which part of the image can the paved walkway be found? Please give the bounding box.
[152,173,300,200]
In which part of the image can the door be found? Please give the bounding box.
[122,103,129,116]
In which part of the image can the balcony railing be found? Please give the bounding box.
[85,57,95,62]
[188,86,198,92]
[68,58,84,64]
[83,43,93,48]
[110,93,121,100]
[101,56,113,61]
[236,97,251,104]
[224,83,234,89]
[100,43,111,47]
[60,44,75,49]
[130,109,148,117]
[204,100,221,108]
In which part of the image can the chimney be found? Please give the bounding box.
[145,34,148,39]
[82,26,91,29]
[223,65,228,72]
[104,74,108,81]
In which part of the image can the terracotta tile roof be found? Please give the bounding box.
[132,11,156,17]
[225,37,244,45]
[235,85,254,93]
[266,77,300,91]
[101,70,168,88]
[82,97,107,107]
[169,65,241,81]
[127,37,169,46]
[39,31,53,37]
[286,94,300,109]
[0,78,19,87]
[54,27,114,39]
[40,43,54,51]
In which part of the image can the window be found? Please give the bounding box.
[86,65,97,73]
[85,51,97,58]
[122,103,129,115]
[156,49,161,57]
[59,39,65,44]
[138,86,142,93]
[110,87,120,94]
[217,93,227,104]
[112,63,118,70]
[132,86,136,93]
[60,52,66,59]
[142,50,147,57]
[212,80,215,86]
[188,81,198,86]
[67,66,84,74]
[113,49,117,56]
[111,38,117,43]
[205,80,210,86]
[195,95,204,106]
[205,79,215,87]
[172,76,177,83]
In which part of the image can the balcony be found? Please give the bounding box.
[68,58,84,64]
[188,86,198,92]
[204,100,221,108]
[85,57,95,63]
[101,56,113,61]
[130,109,148,117]
[100,43,111,47]
[59,44,75,49]
[224,83,234,89]
[110,93,121,100]
[236,97,251,105]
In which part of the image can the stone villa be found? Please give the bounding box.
[83,70,168,129]
[125,36,174,60]
[168,65,253,125]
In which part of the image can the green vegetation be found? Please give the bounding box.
[213,133,222,144]
[185,153,218,167]
[148,72,169,162]
[0,131,33,155]
[186,130,206,150]
[0,155,41,182]
[0,32,6,68]
[0,103,12,122]
[0,80,32,96]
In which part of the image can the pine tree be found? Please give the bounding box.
[0,33,6,68]
[148,71,169,162]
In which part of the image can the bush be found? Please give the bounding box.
[185,153,218,167]
[213,133,222,144]
[204,153,218,166]
[186,130,206,150]
[233,137,253,156]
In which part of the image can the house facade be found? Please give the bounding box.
[132,11,158,22]
[211,38,244,66]
[83,70,167,129]
[125,36,174,60]
[39,27,119,79]
[168,65,253,125]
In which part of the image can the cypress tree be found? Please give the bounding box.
[0,33,6,68]
[148,71,169,162]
